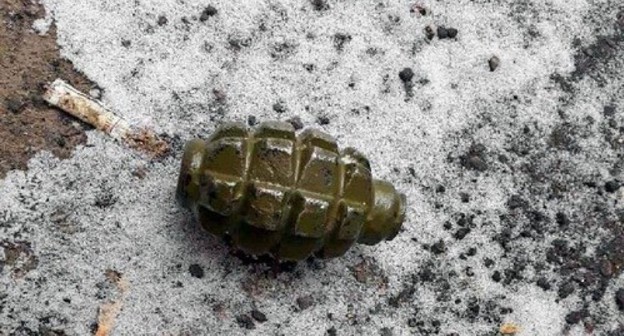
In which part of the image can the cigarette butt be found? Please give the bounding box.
[43,79,169,157]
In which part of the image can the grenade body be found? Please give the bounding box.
[176,121,406,261]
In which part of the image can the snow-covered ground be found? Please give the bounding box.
[2,0,623,335]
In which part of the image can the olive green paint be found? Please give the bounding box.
[176,121,406,261]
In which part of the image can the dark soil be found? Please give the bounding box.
[0,0,94,178]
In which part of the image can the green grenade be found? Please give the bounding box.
[176,121,406,261]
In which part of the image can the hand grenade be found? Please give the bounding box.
[176,121,406,261]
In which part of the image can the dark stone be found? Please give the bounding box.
[424,26,435,40]
[435,185,446,193]
[453,228,471,240]
[418,267,435,282]
[333,33,352,51]
[460,144,488,171]
[430,239,446,254]
[603,105,616,117]
[558,281,575,299]
[157,15,168,26]
[287,116,304,130]
[235,314,255,329]
[121,39,131,47]
[250,309,267,322]
[188,264,204,278]
[200,5,218,22]
[317,116,330,125]
[466,297,480,319]
[565,310,586,325]
[536,277,551,290]
[311,0,329,11]
[459,192,470,203]
[599,259,614,278]
[5,98,24,113]
[399,68,414,83]
[447,28,458,38]
[327,326,337,336]
[491,271,502,282]
[273,101,287,114]
[247,115,257,126]
[555,212,569,227]
[296,295,314,310]
[379,327,393,336]
[605,180,620,193]
[437,26,449,39]
[616,288,624,311]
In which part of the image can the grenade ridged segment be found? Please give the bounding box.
[176,121,406,261]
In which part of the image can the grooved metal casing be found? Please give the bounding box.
[177,121,406,261]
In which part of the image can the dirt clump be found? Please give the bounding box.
[0,0,95,178]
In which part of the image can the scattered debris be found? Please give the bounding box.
[43,79,169,158]
[410,4,427,16]
[499,322,520,334]
[94,270,128,336]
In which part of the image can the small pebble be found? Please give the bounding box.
[437,26,449,39]
[430,239,446,254]
[311,0,329,11]
[250,309,267,322]
[399,67,415,83]
[247,115,257,126]
[273,101,287,114]
[447,28,458,38]
[188,264,204,278]
[296,295,314,310]
[565,311,583,325]
[605,180,620,193]
[286,116,304,130]
[235,314,255,329]
[536,277,551,290]
[317,116,330,125]
[558,281,575,299]
[200,5,218,22]
[410,5,427,16]
[489,56,500,72]
[424,26,435,40]
[157,15,168,26]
